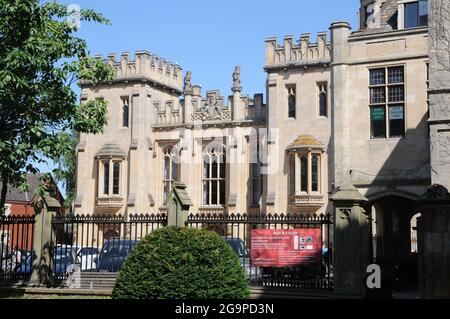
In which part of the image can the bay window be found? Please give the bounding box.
[95,143,127,207]
[287,135,325,208]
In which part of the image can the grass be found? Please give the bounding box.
[0,293,111,299]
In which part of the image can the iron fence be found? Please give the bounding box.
[50,213,167,281]
[186,213,333,290]
[49,212,333,290]
[0,215,35,282]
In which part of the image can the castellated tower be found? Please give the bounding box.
[74,50,265,217]
[74,51,183,216]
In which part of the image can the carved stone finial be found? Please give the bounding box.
[184,71,192,95]
[420,184,450,202]
[232,65,241,92]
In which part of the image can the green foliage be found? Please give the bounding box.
[0,0,115,207]
[51,131,79,209]
[112,227,251,299]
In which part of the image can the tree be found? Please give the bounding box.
[52,130,79,210]
[0,0,116,212]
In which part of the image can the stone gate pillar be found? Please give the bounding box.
[29,195,61,287]
[330,182,370,297]
[418,185,450,298]
[165,182,193,227]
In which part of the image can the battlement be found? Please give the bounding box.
[92,51,183,93]
[265,32,331,69]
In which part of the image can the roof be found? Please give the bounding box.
[287,135,325,151]
[0,173,48,203]
[330,181,368,203]
[95,143,127,158]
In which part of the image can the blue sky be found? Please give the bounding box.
[40,0,360,195]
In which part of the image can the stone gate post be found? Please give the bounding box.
[418,185,450,298]
[165,182,193,227]
[29,195,61,287]
[330,182,370,297]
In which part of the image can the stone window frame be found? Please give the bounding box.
[317,82,328,118]
[202,142,226,207]
[397,0,428,30]
[121,96,130,128]
[162,145,180,202]
[97,158,124,198]
[369,64,407,139]
[286,84,297,120]
[249,137,264,207]
[288,150,323,196]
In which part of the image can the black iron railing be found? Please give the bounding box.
[49,212,333,290]
[186,213,333,290]
[0,215,35,282]
[50,213,167,281]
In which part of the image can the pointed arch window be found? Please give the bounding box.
[121,96,129,128]
[203,143,226,206]
[318,83,328,117]
[163,146,180,201]
[287,85,296,119]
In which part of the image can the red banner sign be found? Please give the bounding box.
[250,229,322,267]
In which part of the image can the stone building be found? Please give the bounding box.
[74,0,431,289]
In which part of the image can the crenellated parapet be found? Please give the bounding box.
[86,51,183,93]
[265,32,331,70]
[189,90,265,123]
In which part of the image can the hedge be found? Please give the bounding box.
[112,226,250,299]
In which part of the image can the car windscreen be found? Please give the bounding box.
[79,248,99,255]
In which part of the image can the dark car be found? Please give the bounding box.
[95,239,138,272]
[15,250,77,276]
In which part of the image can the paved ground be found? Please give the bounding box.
[392,290,420,299]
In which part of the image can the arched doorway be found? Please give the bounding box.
[368,194,420,293]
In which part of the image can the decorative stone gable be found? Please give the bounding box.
[192,91,231,122]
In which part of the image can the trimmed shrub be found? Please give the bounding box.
[112,226,250,299]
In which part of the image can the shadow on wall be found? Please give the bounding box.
[359,112,430,293]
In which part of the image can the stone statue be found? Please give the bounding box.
[184,71,192,94]
[232,65,241,90]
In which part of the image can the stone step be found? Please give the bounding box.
[77,273,118,277]
[66,273,118,290]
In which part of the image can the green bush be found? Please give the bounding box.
[112,226,250,299]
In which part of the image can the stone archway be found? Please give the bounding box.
[369,195,421,293]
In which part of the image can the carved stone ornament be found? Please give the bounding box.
[339,209,351,221]
[184,71,192,94]
[192,93,231,122]
[232,65,241,90]
[420,184,450,201]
